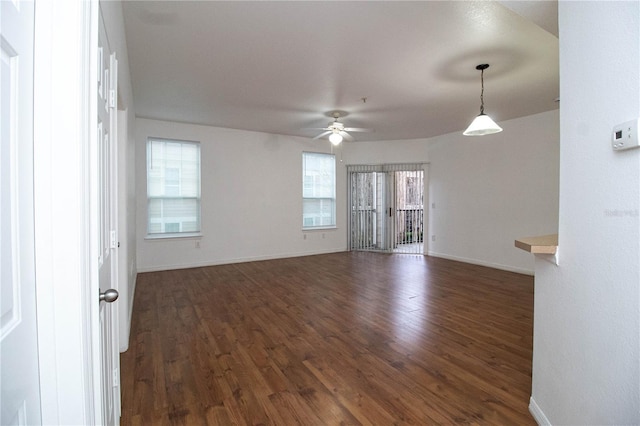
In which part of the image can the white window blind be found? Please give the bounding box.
[147,138,201,236]
[302,152,336,229]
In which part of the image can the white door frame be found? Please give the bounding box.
[33,0,103,424]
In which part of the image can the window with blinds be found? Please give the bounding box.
[147,138,201,236]
[302,152,336,229]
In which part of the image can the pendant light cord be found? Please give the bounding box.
[480,68,485,115]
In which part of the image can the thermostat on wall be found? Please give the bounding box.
[612,118,639,151]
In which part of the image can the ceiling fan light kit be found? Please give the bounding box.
[329,133,343,145]
[463,63,503,136]
[311,111,372,145]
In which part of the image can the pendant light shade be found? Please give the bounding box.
[463,113,503,136]
[463,64,502,136]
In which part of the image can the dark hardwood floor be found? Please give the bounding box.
[120,252,535,425]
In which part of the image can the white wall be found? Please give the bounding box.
[135,111,559,275]
[136,118,346,271]
[136,126,432,271]
[530,2,639,424]
[100,1,137,352]
[427,110,559,275]
[342,138,429,165]
[331,111,559,276]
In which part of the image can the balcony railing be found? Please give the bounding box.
[395,208,423,244]
[350,207,424,252]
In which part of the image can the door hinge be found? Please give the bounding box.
[112,367,119,387]
[109,89,116,109]
[110,230,117,249]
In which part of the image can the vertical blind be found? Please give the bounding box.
[147,139,201,235]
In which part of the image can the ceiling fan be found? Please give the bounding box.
[310,112,373,145]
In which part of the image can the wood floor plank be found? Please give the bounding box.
[121,252,535,425]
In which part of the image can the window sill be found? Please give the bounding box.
[302,226,338,232]
[145,232,202,241]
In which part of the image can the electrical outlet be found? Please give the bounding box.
[195,240,200,248]
[303,234,307,240]
[431,235,436,242]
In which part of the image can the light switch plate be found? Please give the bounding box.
[612,118,639,151]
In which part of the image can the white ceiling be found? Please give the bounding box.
[122,1,559,142]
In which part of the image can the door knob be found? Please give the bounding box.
[99,289,119,303]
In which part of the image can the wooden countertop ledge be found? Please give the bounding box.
[514,234,558,255]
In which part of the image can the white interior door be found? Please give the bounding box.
[96,9,120,425]
[0,1,42,424]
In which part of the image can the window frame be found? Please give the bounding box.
[302,151,336,230]
[146,137,202,239]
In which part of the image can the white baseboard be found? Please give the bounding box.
[139,249,535,276]
[529,396,551,426]
[427,251,534,276]
[136,248,346,273]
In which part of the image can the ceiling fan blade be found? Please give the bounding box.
[343,127,373,133]
[312,131,332,140]
[303,127,331,131]
[340,131,354,142]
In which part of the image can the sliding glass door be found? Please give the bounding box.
[348,170,388,251]
[348,164,425,254]
[392,169,424,253]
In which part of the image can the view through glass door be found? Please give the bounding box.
[348,164,425,254]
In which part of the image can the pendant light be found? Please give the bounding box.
[463,64,503,136]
